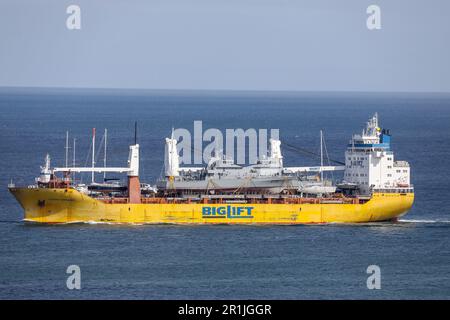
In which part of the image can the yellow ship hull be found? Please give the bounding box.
[9,188,413,224]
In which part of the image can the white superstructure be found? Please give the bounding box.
[343,113,411,194]
[164,136,180,177]
[127,144,140,177]
[36,154,52,184]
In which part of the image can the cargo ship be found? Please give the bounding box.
[8,114,414,224]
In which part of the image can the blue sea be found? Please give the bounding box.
[0,88,449,299]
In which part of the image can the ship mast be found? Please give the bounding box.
[65,131,69,168]
[92,128,96,183]
[320,130,324,181]
[103,128,107,181]
[73,138,76,180]
[73,138,76,167]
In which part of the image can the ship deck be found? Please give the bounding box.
[97,194,368,205]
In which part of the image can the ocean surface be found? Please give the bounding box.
[0,89,449,299]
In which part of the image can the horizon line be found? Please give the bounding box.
[1,85,450,95]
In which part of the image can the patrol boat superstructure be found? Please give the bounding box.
[157,137,333,195]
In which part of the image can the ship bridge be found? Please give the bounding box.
[347,113,391,151]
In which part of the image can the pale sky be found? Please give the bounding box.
[0,0,449,92]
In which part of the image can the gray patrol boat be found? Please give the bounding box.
[156,136,340,196]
